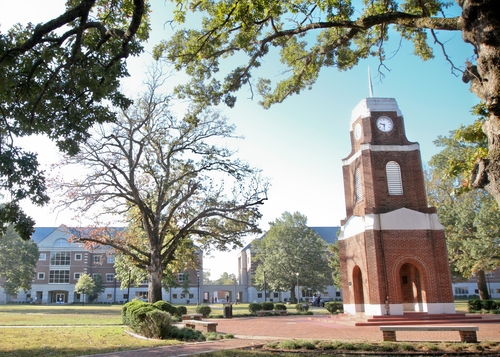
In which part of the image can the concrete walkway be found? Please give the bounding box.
[83,314,500,357]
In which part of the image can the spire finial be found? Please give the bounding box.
[368,67,374,98]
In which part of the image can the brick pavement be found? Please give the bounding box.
[84,315,500,357]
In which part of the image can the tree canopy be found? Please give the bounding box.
[427,128,500,300]
[0,225,39,295]
[55,67,268,302]
[0,0,150,239]
[253,211,332,303]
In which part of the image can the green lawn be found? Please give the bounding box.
[0,301,491,357]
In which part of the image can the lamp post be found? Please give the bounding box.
[127,267,131,303]
[296,272,299,303]
[263,268,266,302]
[197,272,200,305]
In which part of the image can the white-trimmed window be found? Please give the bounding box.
[178,273,185,282]
[93,255,101,264]
[39,253,46,261]
[454,287,469,295]
[107,255,115,264]
[93,273,101,280]
[106,273,115,282]
[49,270,70,284]
[38,272,45,280]
[386,161,403,195]
[53,238,70,247]
[50,252,71,265]
[74,273,82,280]
[355,168,363,202]
[75,253,82,261]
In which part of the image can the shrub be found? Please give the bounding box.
[468,299,482,312]
[134,309,172,339]
[274,303,287,311]
[128,304,158,331]
[249,302,263,314]
[295,303,309,312]
[196,304,212,318]
[324,301,344,314]
[168,326,205,341]
[153,300,177,315]
[482,300,497,311]
[261,301,274,310]
[121,299,148,325]
[176,305,187,317]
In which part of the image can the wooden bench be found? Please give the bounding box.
[184,320,218,333]
[181,313,203,321]
[257,310,287,317]
[380,325,479,343]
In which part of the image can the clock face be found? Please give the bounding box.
[376,116,394,132]
[354,123,362,140]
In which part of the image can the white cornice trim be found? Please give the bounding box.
[339,208,444,240]
[350,98,402,127]
[342,143,420,166]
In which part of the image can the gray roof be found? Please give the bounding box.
[31,227,58,244]
[242,226,339,251]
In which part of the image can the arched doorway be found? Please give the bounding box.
[352,265,365,312]
[399,263,423,311]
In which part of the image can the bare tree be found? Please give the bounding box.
[54,67,268,302]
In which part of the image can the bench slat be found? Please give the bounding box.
[380,325,478,332]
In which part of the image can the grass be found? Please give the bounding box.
[0,301,497,357]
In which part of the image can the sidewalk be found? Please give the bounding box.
[84,314,500,357]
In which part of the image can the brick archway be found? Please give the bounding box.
[352,265,365,312]
[399,262,424,312]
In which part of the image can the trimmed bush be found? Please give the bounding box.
[468,299,482,312]
[153,300,177,315]
[168,326,205,341]
[121,299,148,325]
[482,300,497,311]
[274,303,287,311]
[196,304,212,318]
[295,303,309,312]
[135,309,172,339]
[248,302,263,314]
[176,305,187,317]
[324,301,344,314]
[261,301,274,310]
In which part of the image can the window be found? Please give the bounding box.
[172,294,178,299]
[53,238,70,247]
[123,294,129,300]
[93,255,101,264]
[386,161,403,195]
[75,254,82,261]
[50,252,70,265]
[178,273,185,282]
[107,294,112,300]
[74,273,82,280]
[496,289,500,294]
[107,255,115,264]
[37,273,45,280]
[189,294,194,299]
[355,168,363,202]
[49,270,70,284]
[454,287,469,295]
[135,292,148,300]
[106,273,115,282]
[180,293,186,299]
[273,293,279,298]
[39,253,46,261]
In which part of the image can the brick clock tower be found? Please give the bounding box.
[339,97,455,316]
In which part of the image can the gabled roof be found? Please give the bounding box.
[241,226,340,252]
[31,227,58,244]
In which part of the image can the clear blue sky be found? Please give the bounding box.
[1,1,478,279]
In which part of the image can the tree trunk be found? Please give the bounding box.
[459,1,500,203]
[148,246,164,303]
[475,270,491,300]
[290,285,297,304]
